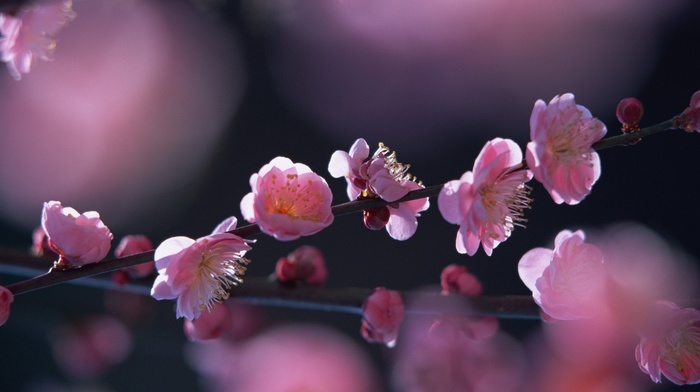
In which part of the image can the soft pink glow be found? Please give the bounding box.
[438,138,532,256]
[526,94,606,205]
[41,200,113,267]
[240,157,334,241]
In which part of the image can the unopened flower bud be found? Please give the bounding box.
[616,97,644,129]
[0,286,14,326]
[363,206,390,230]
[275,245,327,286]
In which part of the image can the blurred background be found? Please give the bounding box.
[1,0,700,390]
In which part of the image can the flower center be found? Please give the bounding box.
[479,171,532,238]
[548,116,598,163]
[662,321,700,379]
[373,142,419,185]
[194,242,250,311]
[265,174,323,222]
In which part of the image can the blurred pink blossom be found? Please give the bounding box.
[361,287,404,347]
[275,245,328,285]
[52,315,132,380]
[636,301,700,385]
[241,157,334,241]
[438,138,532,256]
[440,264,483,297]
[0,0,75,80]
[526,94,606,205]
[518,229,608,321]
[151,216,252,320]
[41,200,113,268]
[114,234,155,282]
[184,302,231,342]
[0,285,13,326]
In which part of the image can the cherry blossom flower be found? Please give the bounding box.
[329,138,429,241]
[636,301,700,385]
[440,264,483,297]
[361,287,405,347]
[151,216,253,320]
[518,229,608,321]
[0,285,13,326]
[275,245,328,286]
[41,200,113,269]
[241,157,333,241]
[0,0,75,80]
[526,93,607,205]
[438,138,532,256]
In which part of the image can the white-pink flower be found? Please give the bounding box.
[526,93,607,205]
[518,229,608,321]
[0,0,75,80]
[0,285,13,326]
[150,216,253,320]
[241,157,334,241]
[636,301,700,385]
[41,200,113,268]
[438,138,532,256]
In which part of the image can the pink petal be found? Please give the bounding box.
[517,247,552,293]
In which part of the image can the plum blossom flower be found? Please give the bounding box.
[329,138,429,240]
[0,285,13,326]
[526,93,607,205]
[0,0,75,80]
[438,138,532,256]
[518,229,608,321]
[275,245,328,286]
[241,157,333,241]
[41,200,113,269]
[636,301,700,385]
[151,216,253,320]
[361,287,405,347]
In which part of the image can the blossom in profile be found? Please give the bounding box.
[151,216,253,320]
[0,285,13,326]
[41,200,113,269]
[438,138,532,256]
[275,245,328,286]
[0,0,75,80]
[361,287,405,347]
[241,157,333,241]
[518,229,608,321]
[636,301,700,385]
[526,93,607,205]
[329,138,429,241]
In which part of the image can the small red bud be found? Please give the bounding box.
[616,97,644,129]
[363,206,390,230]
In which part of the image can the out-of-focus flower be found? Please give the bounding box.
[526,94,607,205]
[275,245,328,286]
[151,216,253,320]
[438,138,532,256]
[51,315,132,380]
[636,301,700,385]
[329,138,429,241]
[0,0,75,80]
[184,302,231,342]
[361,287,404,347]
[440,264,483,297]
[0,285,13,326]
[30,225,57,257]
[41,200,113,269]
[518,229,608,321]
[674,90,700,133]
[112,235,155,284]
[241,157,334,241]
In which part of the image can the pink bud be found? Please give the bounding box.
[673,90,700,133]
[184,302,231,341]
[440,264,483,296]
[114,235,155,280]
[361,287,404,347]
[615,97,644,128]
[275,245,328,286]
[0,286,14,326]
[363,206,390,230]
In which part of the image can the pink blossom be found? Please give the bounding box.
[275,245,328,285]
[0,285,13,326]
[674,90,700,133]
[526,94,607,205]
[636,302,700,385]
[240,157,333,241]
[438,138,532,256]
[440,264,483,297]
[41,200,113,268]
[184,302,231,342]
[361,287,405,347]
[518,229,608,321]
[150,216,253,320]
[114,235,155,281]
[0,0,75,80]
